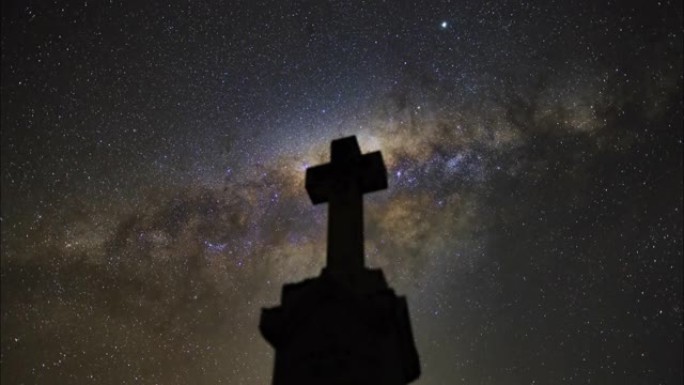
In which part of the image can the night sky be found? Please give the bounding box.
[1,0,682,384]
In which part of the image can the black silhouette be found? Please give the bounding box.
[260,136,420,384]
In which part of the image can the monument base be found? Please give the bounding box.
[260,268,420,385]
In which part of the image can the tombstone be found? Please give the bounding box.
[260,136,420,385]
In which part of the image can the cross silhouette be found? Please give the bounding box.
[305,136,387,272]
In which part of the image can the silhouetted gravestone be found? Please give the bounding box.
[260,136,420,385]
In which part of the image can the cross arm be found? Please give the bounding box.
[305,163,334,204]
[359,151,387,194]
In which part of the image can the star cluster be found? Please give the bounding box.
[1,1,682,384]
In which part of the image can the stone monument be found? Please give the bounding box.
[260,136,420,385]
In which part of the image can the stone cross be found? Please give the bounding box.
[305,136,387,272]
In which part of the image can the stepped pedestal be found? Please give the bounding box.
[260,268,420,385]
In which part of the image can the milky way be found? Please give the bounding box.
[1,1,682,384]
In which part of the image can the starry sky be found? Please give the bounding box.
[1,0,682,384]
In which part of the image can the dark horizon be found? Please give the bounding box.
[2,0,682,384]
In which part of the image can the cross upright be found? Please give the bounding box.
[305,136,387,273]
